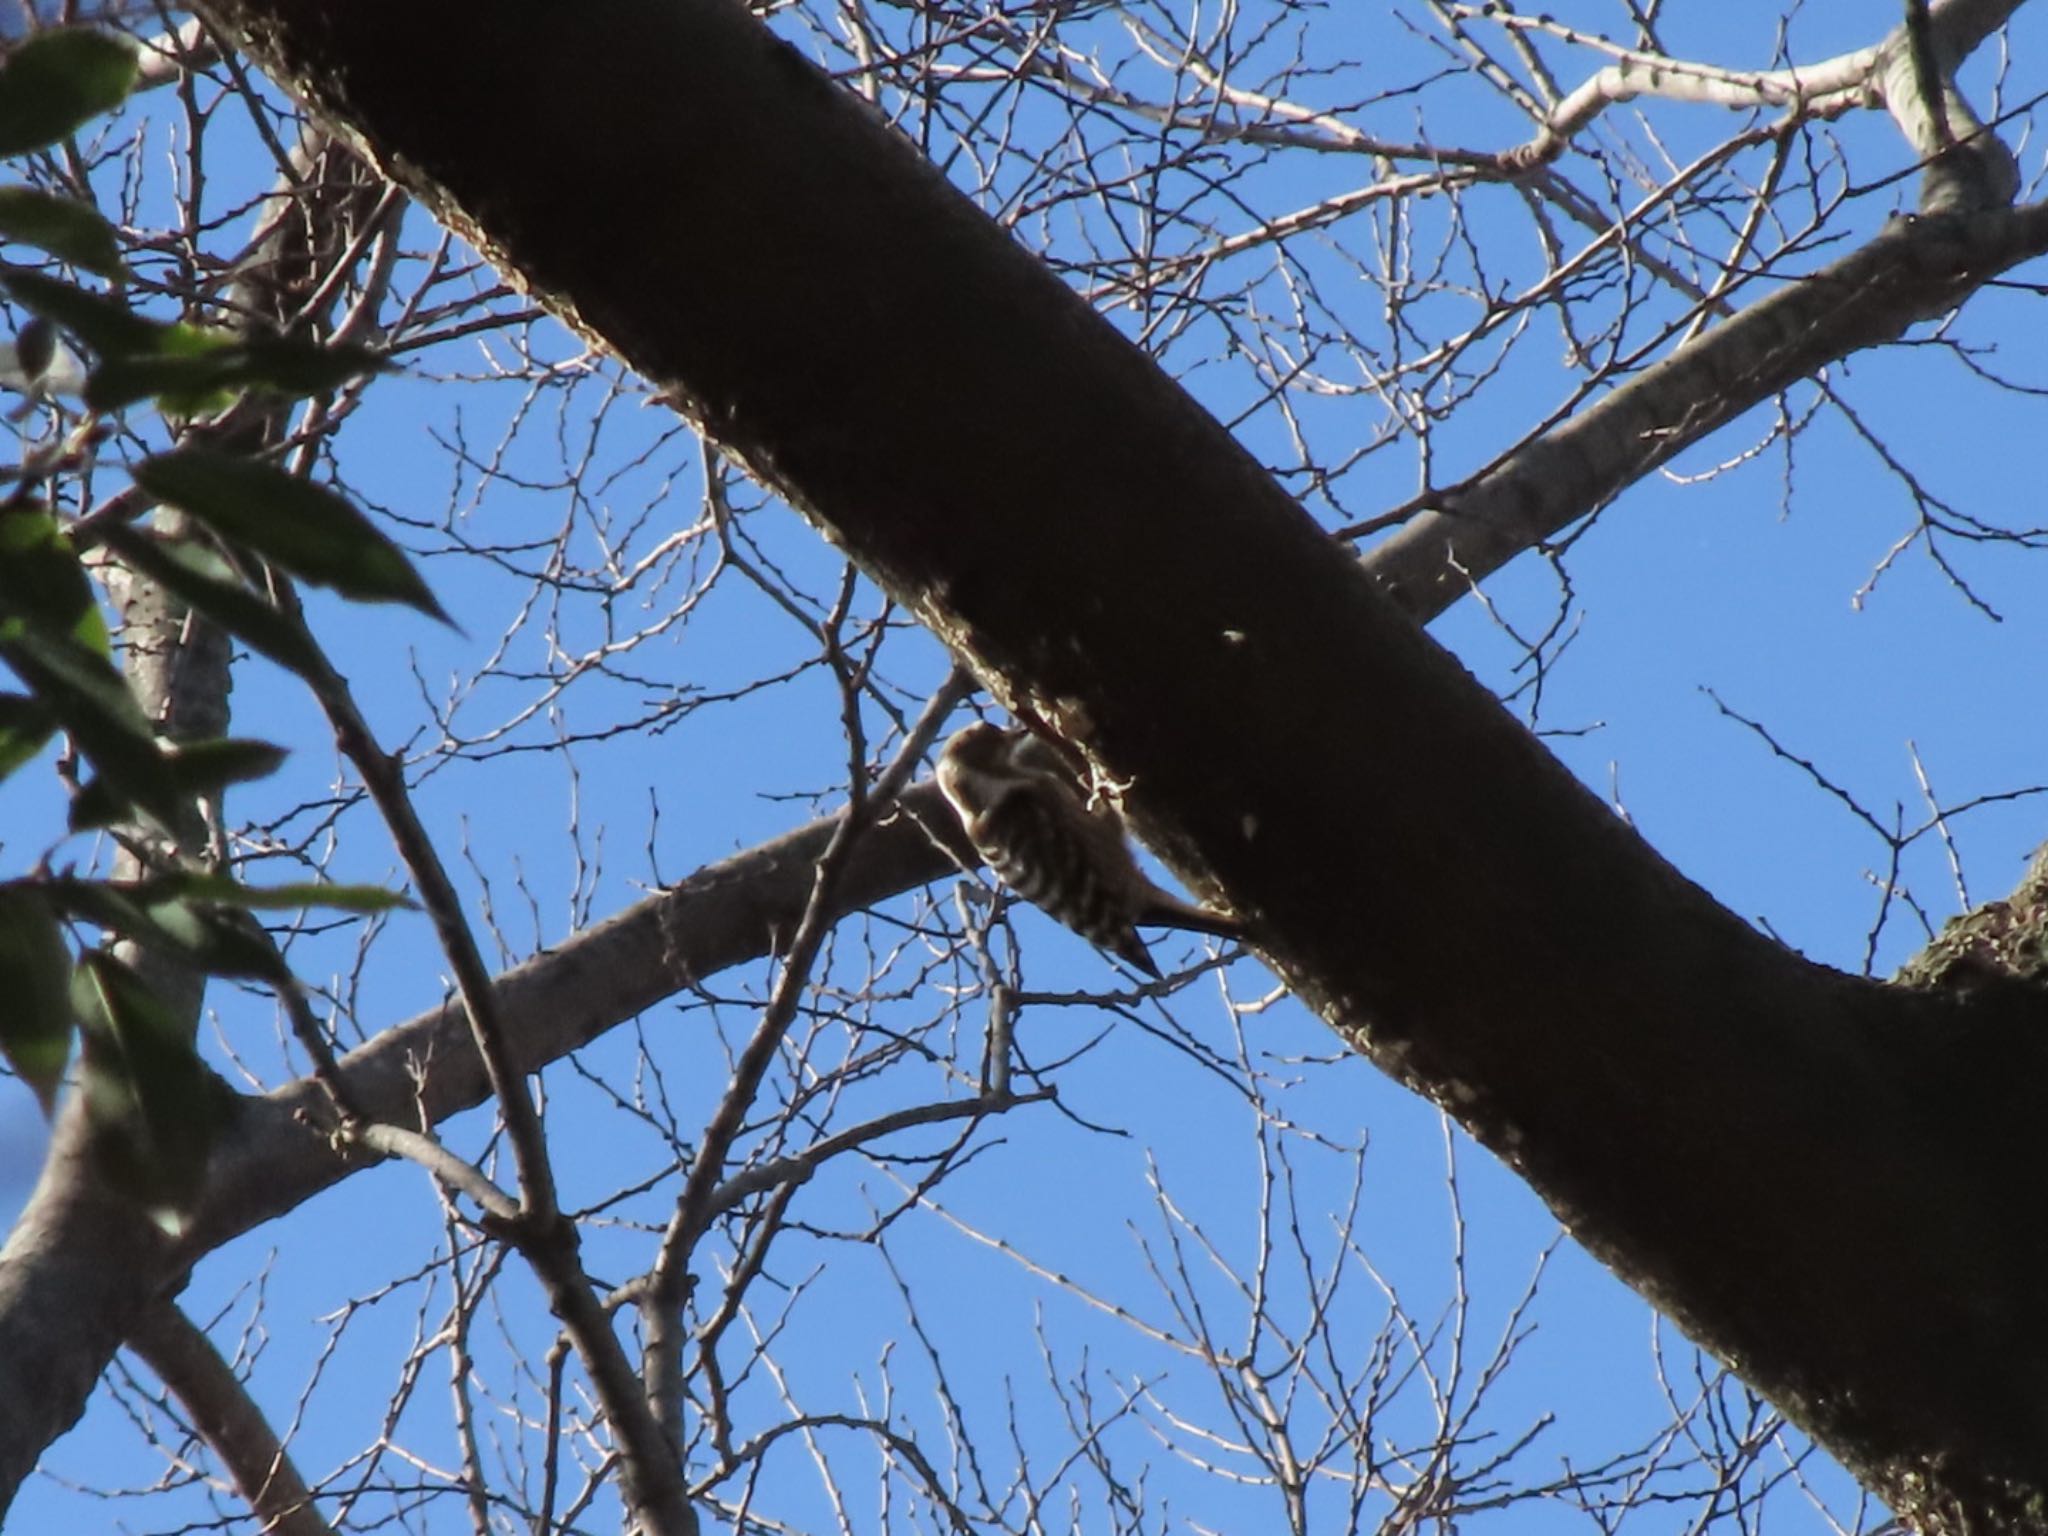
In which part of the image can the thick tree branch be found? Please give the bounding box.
[194,786,976,1245]
[0,1107,179,1517]
[294,614,698,1534]
[166,2,2048,1526]
[1497,0,2023,190]
[0,2,2043,1530]
[1366,198,2048,615]
[127,1301,335,1536]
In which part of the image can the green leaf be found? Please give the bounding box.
[138,871,413,914]
[80,351,238,413]
[46,874,160,934]
[0,185,121,277]
[86,321,242,416]
[0,30,138,158]
[135,450,451,623]
[69,735,286,828]
[2,271,385,410]
[12,313,54,382]
[45,869,409,984]
[61,776,131,831]
[232,333,390,395]
[0,267,180,359]
[86,356,250,415]
[0,692,55,780]
[160,737,287,794]
[244,881,415,914]
[0,621,151,741]
[88,523,324,675]
[0,609,184,831]
[0,508,274,830]
[67,736,282,831]
[45,876,288,982]
[0,502,107,653]
[84,332,387,412]
[73,950,226,1234]
[0,885,73,1112]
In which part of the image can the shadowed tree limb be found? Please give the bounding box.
[1,2,2045,1530]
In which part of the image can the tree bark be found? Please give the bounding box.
[2,1,2044,1529]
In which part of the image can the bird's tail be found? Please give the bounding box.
[1136,896,1248,943]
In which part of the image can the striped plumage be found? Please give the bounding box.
[935,721,1245,977]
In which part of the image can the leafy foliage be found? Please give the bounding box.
[73,950,231,1234]
[0,29,136,157]
[0,886,71,1112]
[0,32,424,1228]
[0,187,120,278]
[2,267,391,413]
[135,451,448,621]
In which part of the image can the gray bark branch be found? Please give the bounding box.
[127,1301,335,1536]
[1,4,2043,1532]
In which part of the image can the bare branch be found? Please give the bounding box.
[126,1301,335,1536]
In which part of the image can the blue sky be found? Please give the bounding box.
[3,3,2045,1531]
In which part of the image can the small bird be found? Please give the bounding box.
[936,721,1246,976]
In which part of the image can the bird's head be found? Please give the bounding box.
[939,720,1013,769]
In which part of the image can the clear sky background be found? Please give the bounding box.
[3,2,2046,1531]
